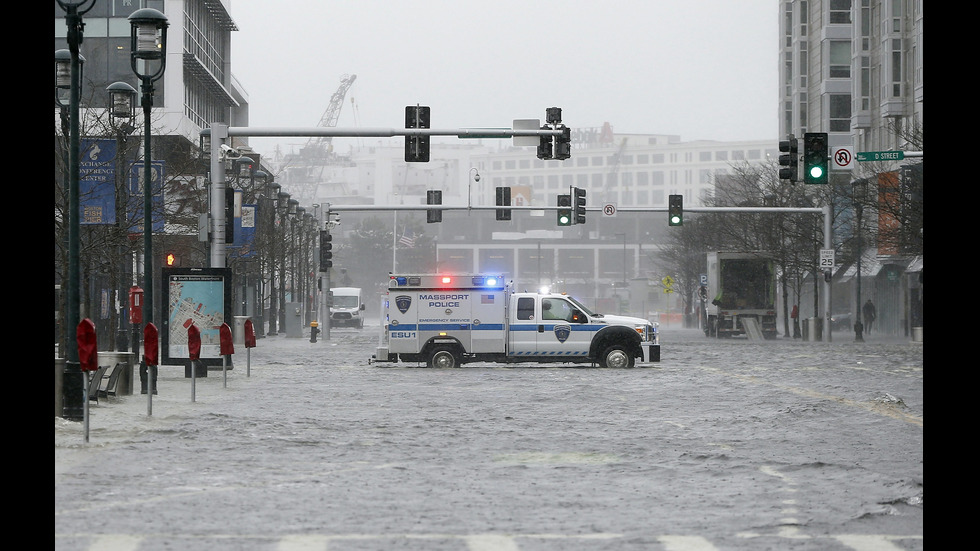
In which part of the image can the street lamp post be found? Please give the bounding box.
[252,169,268,336]
[294,206,305,323]
[277,192,291,332]
[265,182,281,335]
[852,179,868,342]
[55,0,96,421]
[232,157,255,317]
[107,81,138,352]
[129,8,168,333]
[468,167,480,212]
[288,199,300,325]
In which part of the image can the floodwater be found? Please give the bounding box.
[55,325,923,551]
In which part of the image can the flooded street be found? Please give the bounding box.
[55,326,923,550]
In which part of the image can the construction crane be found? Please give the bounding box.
[302,73,357,160]
[278,74,357,203]
[607,136,628,204]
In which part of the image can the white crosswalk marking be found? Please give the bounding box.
[276,534,330,551]
[464,534,521,551]
[87,535,142,551]
[658,535,720,551]
[65,531,922,550]
[834,534,919,551]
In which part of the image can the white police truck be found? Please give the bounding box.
[371,274,660,368]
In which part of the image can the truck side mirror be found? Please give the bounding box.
[360,303,366,310]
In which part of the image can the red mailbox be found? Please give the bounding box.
[129,286,144,325]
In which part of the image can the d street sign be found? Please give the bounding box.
[857,150,905,162]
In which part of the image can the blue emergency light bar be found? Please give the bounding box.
[389,274,504,289]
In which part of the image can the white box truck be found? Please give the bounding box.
[329,287,365,328]
[704,251,778,339]
[371,274,660,368]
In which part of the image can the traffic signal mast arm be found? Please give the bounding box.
[315,205,824,215]
[225,126,565,139]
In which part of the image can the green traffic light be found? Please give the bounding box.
[803,132,828,184]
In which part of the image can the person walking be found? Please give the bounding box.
[791,304,801,339]
[862,299,876,334]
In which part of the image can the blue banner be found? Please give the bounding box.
[79,139,118,225]
[129,161,166,234]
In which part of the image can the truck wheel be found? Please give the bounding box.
[600,345,634,369]
[427,346,460,369]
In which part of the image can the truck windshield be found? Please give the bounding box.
[565,296,598,316]
[333,296,359,308]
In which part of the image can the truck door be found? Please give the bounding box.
[537,297,592,357]
[508,295,538,356]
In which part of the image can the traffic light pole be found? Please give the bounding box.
[320,203,332,341]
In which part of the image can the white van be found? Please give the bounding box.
[330,287,366,328]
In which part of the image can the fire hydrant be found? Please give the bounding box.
[310,321,320,343]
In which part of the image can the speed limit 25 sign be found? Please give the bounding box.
[820,249,835,268]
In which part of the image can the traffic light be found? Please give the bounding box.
[164,251,179,267]
[319,230,333,268]
[557,194,572,226]
[546,107,562,125]
[668,194,683,226]
[573,186,586,225]
[803,132,829,184]
[536,125,553,160]
[778,135,799,183]
[495,186,512,221]
[554,125,571,160]
[426,189,442,223]
[405,105,430,162]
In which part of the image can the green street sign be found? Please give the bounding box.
[857,150,905,162]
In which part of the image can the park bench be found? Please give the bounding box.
[86,365,108,404]
[86,363,126,403]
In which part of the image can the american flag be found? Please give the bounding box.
[399,229,416,248]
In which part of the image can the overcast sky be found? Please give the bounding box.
[229,0,778,157]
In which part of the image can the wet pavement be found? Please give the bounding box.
[55,325,923,550]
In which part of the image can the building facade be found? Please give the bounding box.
[55,0,249,343]
[778,0,922,161]
[778,0,923,337]
[54,0,248,150]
